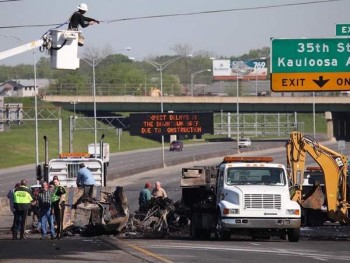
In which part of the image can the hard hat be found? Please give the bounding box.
[78,3,88,11]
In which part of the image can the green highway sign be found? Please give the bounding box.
[336,24,350,36]
[271,38,350,92]
[271,38,350,73]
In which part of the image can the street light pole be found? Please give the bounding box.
[80,57,107,156]
[82,47,131,157]
[190,69,211,97]
[0,35,40,165]
[232,62,243,154]
[236,69,240,154]
[69,100,79,152]
[33,48,39,165]
[144,56,183,168]
[255,65,258,96]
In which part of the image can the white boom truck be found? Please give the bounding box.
[0,29,80,69]
[181,156,301,242]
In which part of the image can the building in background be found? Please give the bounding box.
[0,79,50,97]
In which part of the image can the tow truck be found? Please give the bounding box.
[34,135,129,235]
[181,156,301,242]
[286,131,350,225]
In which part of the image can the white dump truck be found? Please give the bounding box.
[181,156,301,242]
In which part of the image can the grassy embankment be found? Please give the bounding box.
[0,97,326,169]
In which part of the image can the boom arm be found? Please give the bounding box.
[287,131,349,223]
[0,39,44,61]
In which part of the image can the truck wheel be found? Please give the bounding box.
[305,209,324,226]
[201,229,211,240]
[280,232,287,240]
[215,213,230,241]
[190,221,200,239]
[287,228,300,242]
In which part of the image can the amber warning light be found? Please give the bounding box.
[129,112,214,136]
[223,156,274,163]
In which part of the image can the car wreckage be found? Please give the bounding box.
[60,186,188,238]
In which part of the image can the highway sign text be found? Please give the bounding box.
[336,24,350,36]
[271,38,350,91]
[129,112,214,136]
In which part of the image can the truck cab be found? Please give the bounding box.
[47,152,105,187]
[215,156,301,241]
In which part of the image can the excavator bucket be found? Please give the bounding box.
[301,184,325,209]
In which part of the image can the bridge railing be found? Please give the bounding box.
[43,83,348,97]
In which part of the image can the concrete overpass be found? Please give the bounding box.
[44,95,350,140]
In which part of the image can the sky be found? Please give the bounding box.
[0,0,349,65]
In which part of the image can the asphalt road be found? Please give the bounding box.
[1,138,350,262]
[0,140,284,197]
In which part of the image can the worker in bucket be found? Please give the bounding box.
[68,3,100,46]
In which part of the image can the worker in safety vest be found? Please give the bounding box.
[51,178,66,238]
[13,179,34,240]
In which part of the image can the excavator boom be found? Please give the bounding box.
[287,131,349,224]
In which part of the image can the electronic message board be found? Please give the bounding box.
[129,112,213,136]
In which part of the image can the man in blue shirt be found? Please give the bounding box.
[139,182,152,211]
[76,163,96,199]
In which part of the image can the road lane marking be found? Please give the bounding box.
[140,243,350,261]
[127,243,173,263]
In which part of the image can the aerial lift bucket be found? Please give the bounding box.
[50,29,80,70]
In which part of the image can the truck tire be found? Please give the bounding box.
[201,229,211,240]
[305,209,324,226]
[215,212,230,241]
[190,221,200,239]
[190,214,211,240]
[287,228,300,242]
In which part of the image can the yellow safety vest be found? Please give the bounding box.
[13,186,33,210]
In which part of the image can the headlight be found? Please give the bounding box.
[286,209,300,215]
[223,208,240,215]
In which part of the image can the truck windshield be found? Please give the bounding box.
[226,167,285,186]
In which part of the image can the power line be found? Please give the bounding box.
[0,0,23,2]
[106,0,345,24]
[0,0,344,29]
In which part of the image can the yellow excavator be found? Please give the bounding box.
[286,131,350,225]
